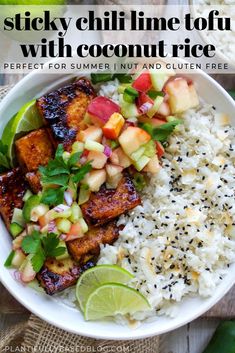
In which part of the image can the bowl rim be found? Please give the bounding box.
[0,59,235,340]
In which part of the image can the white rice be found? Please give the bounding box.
[98,102,235,321]
[57,82,235,323]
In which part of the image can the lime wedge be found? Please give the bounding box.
[76,265,134,311]
[84,283,151,321]
[1,100,43,162]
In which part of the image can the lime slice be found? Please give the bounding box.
[1,100,43,162]
[76,265,134,311]
[84,283,151,321]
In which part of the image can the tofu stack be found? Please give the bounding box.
[0,78,141,295]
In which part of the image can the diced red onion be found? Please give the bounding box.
[53,204,70,213]
[64,191,73,206]
[104,145,112,158]
[60,234,67,241]
[48,221,56,233]
[139,102,153,114]
[80,156,87,165]
[13,270,25,285]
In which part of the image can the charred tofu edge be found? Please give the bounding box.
[81,174,141,226]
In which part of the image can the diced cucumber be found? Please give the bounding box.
[70,203,82,223]
[11,250,26,268]
[150,70,171,91]
[133,155,150,171]
[20,255,36,283]
[23,195,41,223]
[11,208,25,227]
[30,204,49,222]
[56,241,70,260]
[51,208,72,219]
[78,185,91,205]
[5,250,26,269]
[119,94,139,119]
[84,140,104,153]
[131,146,146,162]
[146,96,164,118]
[79,218,88,233]
[4,250,15,268]
[143,140,156,158]
[72,141,84,154]
[23,190,33,202]
[56,218,71,233]
[10,223,24,238]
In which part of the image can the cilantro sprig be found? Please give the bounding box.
[39,144,92,206]
[0,141,11,173]
[21,231,66,272]
[140,119,182,143]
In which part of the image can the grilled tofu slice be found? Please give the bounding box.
[15,128,54,173]
[37,257,95,295]
[0,168,28,229]
[25,172,42,194]
[81,174,141,226]
[67,221,119,263]
[36,78,95,150]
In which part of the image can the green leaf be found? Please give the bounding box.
[41,187,65,206]
[140,119,182,143]
[41,174,69,187]
[48,246,66,258]
[68,152,82,168]
[42,233,59,255]
[31,250,45,272]
[0,141,11,170]
[72,163,92,183]
[55,144,64,159]
[21,231,41,254]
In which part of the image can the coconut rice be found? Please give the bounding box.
[56,80,235,322]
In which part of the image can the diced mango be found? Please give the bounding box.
[77,126,103,143]
[83,169,106,192]
[87,151,107,169]
[165,78,199,114]
[118,127,151,156]
[106,164,123,188]
[110,147,132,168]
[102,113,125,139]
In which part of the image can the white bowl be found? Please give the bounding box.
[0,64,234,340]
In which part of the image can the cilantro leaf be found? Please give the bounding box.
[22,231,41,254]
[68,152,82,168]
[140,119,182,143]
[21,231,66,272]
[40,173,69,187]
[72,162,92,183]
[41,187,66,206]
[31,249,45,272]
[55,144,64,159]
